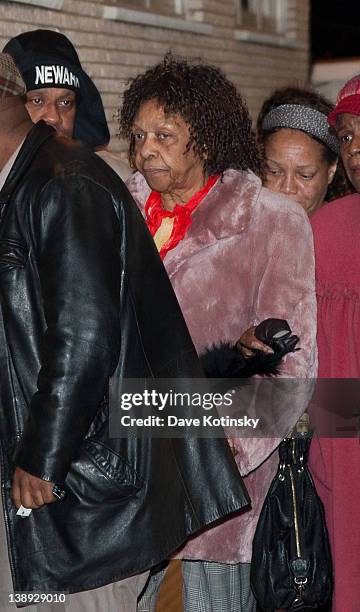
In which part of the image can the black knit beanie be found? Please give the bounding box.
[3,29,110,148]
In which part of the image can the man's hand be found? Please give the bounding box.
[11,467,56,509]
[236,326,274,358]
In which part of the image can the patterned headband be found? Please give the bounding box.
[262,104,339,154]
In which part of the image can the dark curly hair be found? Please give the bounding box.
[257,86,353,202]
[118,53,261,176]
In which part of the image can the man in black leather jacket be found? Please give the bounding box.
[0,54,249,609]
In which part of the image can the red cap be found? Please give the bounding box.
[328,75,360,126]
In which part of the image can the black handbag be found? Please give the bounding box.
[250,434,333,611]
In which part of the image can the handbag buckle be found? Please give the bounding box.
[278,460,286,480]
[294,577,308,585]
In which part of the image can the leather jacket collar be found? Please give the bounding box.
[0,122,55,206]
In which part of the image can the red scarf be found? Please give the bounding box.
[145,175,220,259]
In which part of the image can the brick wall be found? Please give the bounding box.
[0,0,309,156]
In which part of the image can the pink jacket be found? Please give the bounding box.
[127,168,317,562]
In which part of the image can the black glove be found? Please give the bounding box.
[254,318,299,357]
[201,319,299,379]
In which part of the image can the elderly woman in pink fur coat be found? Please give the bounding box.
[119,54,317,612]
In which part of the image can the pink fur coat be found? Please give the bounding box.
[127,168,317,563]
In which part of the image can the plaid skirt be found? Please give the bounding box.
[138,560,256,612]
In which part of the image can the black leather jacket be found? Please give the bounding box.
[0,123,249,595]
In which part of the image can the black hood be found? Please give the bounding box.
[3,29,110,148]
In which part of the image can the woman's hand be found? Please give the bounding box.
[236,326,274,358]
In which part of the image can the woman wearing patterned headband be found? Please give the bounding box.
[241,86,359,612]
[119,56,317,612]
[256,87,350,216]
